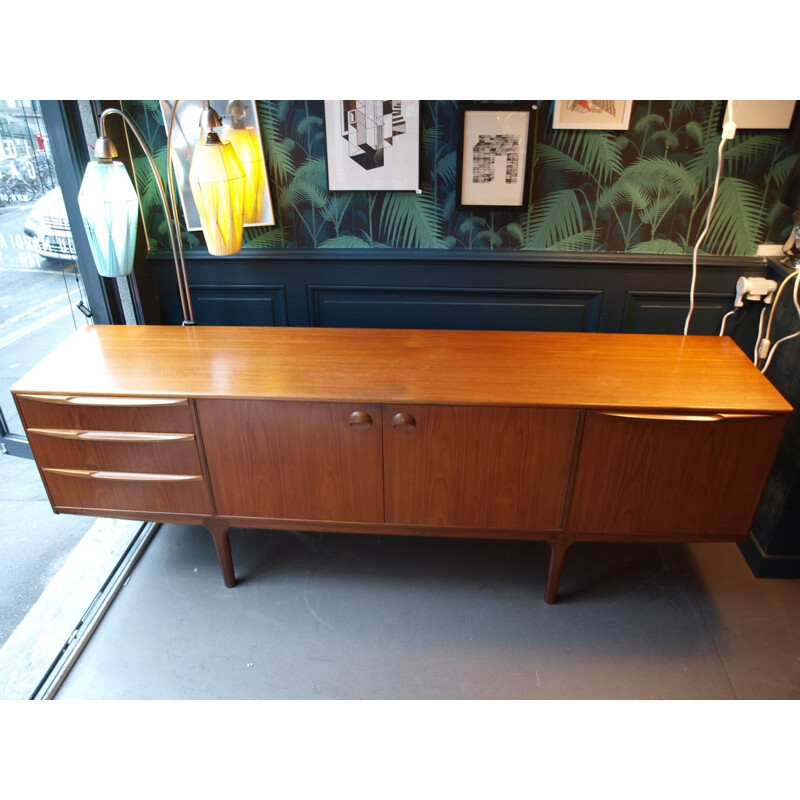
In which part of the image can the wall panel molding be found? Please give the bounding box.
[190,285,288,327]
[151,247,767,270]
[149,249,768,332]
[623,290,735,335]
[309,286,604,331]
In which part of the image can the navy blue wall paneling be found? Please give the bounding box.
[150,250,764,336]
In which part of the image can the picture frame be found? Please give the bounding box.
[324,100,420,191]
[456,104,535,210]
[160,100,275,230]
[552,100,633,130]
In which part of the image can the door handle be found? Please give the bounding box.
[391,412,416,433]
[348,411,373,431]
[28,428,194,442]
[18,394,188,407]
[43,468,202,482]
[598,411,774,422]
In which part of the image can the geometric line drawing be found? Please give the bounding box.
[472,134,520,184]
[340,100,407,171]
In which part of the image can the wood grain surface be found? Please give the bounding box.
[566,411,788,536]
[196,399,384,522]
[12,325,793,414]
[27,430,204,477]
[383,405,578,530]
[42,470,212,516]
[15,394,195,433]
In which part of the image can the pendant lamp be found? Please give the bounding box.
[78,139,138,278]
[189,130,246,256]
[78,101,249,325]
[223,124,265,224]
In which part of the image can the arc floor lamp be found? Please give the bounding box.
[78,101,247,325]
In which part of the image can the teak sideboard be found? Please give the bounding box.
[12,325,792,603]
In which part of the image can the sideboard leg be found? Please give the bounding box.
[204,520,237,588]
[545,541,571,604]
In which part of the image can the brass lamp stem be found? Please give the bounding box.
[164,100,194,324]
[98,105,195,325]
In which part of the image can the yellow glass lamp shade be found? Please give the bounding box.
[188,134,246,256]
[224,126,266,224]
[78,161,138,277]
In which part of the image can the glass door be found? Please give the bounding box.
[0,101,149,700]
[0,100,92,457]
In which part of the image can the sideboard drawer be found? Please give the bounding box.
[26,428,204,476]
[41,468,213,516]
[17,394,211,517]
[16,394,195,433]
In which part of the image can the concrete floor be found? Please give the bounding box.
[0,451,95,648]
[54,523,800,700]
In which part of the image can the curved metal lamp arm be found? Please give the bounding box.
[165,101,194,324]
[98,106,195,325]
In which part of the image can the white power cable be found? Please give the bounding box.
[718,308,737,335]
[684,130,731,335]
[753,305,767,364]
[761,269,800,348]
[760,269,800,373]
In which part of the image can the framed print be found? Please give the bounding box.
[160,100,275,230]
[552,100,633,130]
[723,100,796,129]
[324,100,420,191]
[456,104,535,210]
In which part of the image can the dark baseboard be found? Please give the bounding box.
[739,532,800,579]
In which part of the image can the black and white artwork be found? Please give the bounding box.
[324,100,420,191]
[457,106,533,209]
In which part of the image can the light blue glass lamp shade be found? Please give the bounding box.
[78,161,138,278]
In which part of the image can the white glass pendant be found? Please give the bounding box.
[78,161,138,278]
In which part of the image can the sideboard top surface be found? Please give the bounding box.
[12,325,792,414]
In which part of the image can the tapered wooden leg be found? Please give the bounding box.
[204,520,237,588]
[545,541,571,604]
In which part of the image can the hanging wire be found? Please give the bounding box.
[59,262,83,329]
[760,270,800,373]
[718,307,737,335]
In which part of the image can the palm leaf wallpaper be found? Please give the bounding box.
[123,100,799,256]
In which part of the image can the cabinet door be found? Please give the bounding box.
[195,400,384,523]
[383,405,578,530]
[566,411,787,537]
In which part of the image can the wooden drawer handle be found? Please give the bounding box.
[391,412,416,433]
[43,468,202,482]
[599,412,774,422]
[29,428,195,443]
[18,394,187,407]
[348,411,373,431]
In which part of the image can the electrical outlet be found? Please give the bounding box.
[735,276,779,306]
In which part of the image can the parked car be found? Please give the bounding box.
[23,187,76,262]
